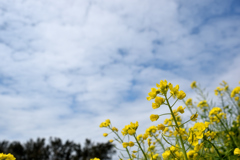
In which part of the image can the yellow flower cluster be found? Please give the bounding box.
[150,114,159,122]
[188,122,209,146]
[152,96,165,109]
[197,100,208,108]
[147,80,186,101]
[209,107,226,123]
[190,81,197,89]
[0,153,15,160]
[185,98,193,106]
[231,86,240,98]
[235,148,240,156]
[99,119,110,128]
[99,80,240,160]
[121,121,139,136]
[90,158,100,160]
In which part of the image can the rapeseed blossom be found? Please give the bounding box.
[234,148,240,156]
[190,81,197,89]
[185,98,193,106]
[99,119,111,128]
[0,153,15,160]
[147,88,159,101]
[90,158,100,160]
[103,133,108,137]
[150,114,159,122]
[177,106,186,114]
[99,79,240,160]
[152,96,165,109]
[121,121,138,136]
[197,100,208,108]
[231,86,240,97]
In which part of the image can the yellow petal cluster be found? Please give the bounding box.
[152,96,165,109]
[190,81,197,89]
[121,121,139,136]
[0,153,16,160]
[99,119,111,128]
[231,86,240,97]
[90,158,100,160]
[147,88,159,101]
[197,100,208,108]
[145,126,157,136]
[150,114,159,122]
[177,106,186,114]
[185,98,193,106]
[156,80,169,94]
[234,148,240,156]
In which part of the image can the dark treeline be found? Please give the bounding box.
[0,137,115,160]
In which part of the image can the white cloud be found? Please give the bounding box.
[0,0,240,159]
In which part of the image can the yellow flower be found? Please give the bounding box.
[148,145,155,151]
[109,139,113,143]
[197,100,208,108]
[190,81,197,89]
[157,123,165,131]
[231,86,240,97]
[152,96,165,109]
[177,90,186,99]
[163,127,169,134]
[145,126,157,136]
[132,153,136,158]
[112,127,118,132]
[209,107,222,116]
[0,153,16,160]
[121,121,138,136]
[152,153,159,160]
[137,134,143,141]
[103,133,108,137]
[143,134,148,140]
[156,80,169,94]
[190,113,198,121]
[194,143,204,152]
[187,150,198,159]
[163,118,169,125]
[185,98,193,106]
[90,158,100,160]
[177,106,186,114]
[234,148,240,156]
[122,142,129,148]
[188,131,198,146]
[128,141,134,147]
[175,127,187,136]
[162,150,171,159]
[150,114,159,122]
[170,146,176,152]
[99,119,111,128]
[235,97,239,101]
[169,83,180,98]
[147,88,159,100]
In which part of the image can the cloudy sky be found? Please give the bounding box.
[0,0,240,156]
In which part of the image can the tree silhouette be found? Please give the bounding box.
[0,137,115,160]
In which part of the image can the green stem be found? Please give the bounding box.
[112,128,132,159]
[158,113,172,117]
[171,99,179,108]
[216,115,238,148]
[206,139,222,159]
[164,94,188,160]
[133,134,148,160]
[152,134,165,151]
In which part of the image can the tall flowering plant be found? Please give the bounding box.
[99,80,240,160]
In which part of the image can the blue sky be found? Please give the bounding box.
[0,0,240,155]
